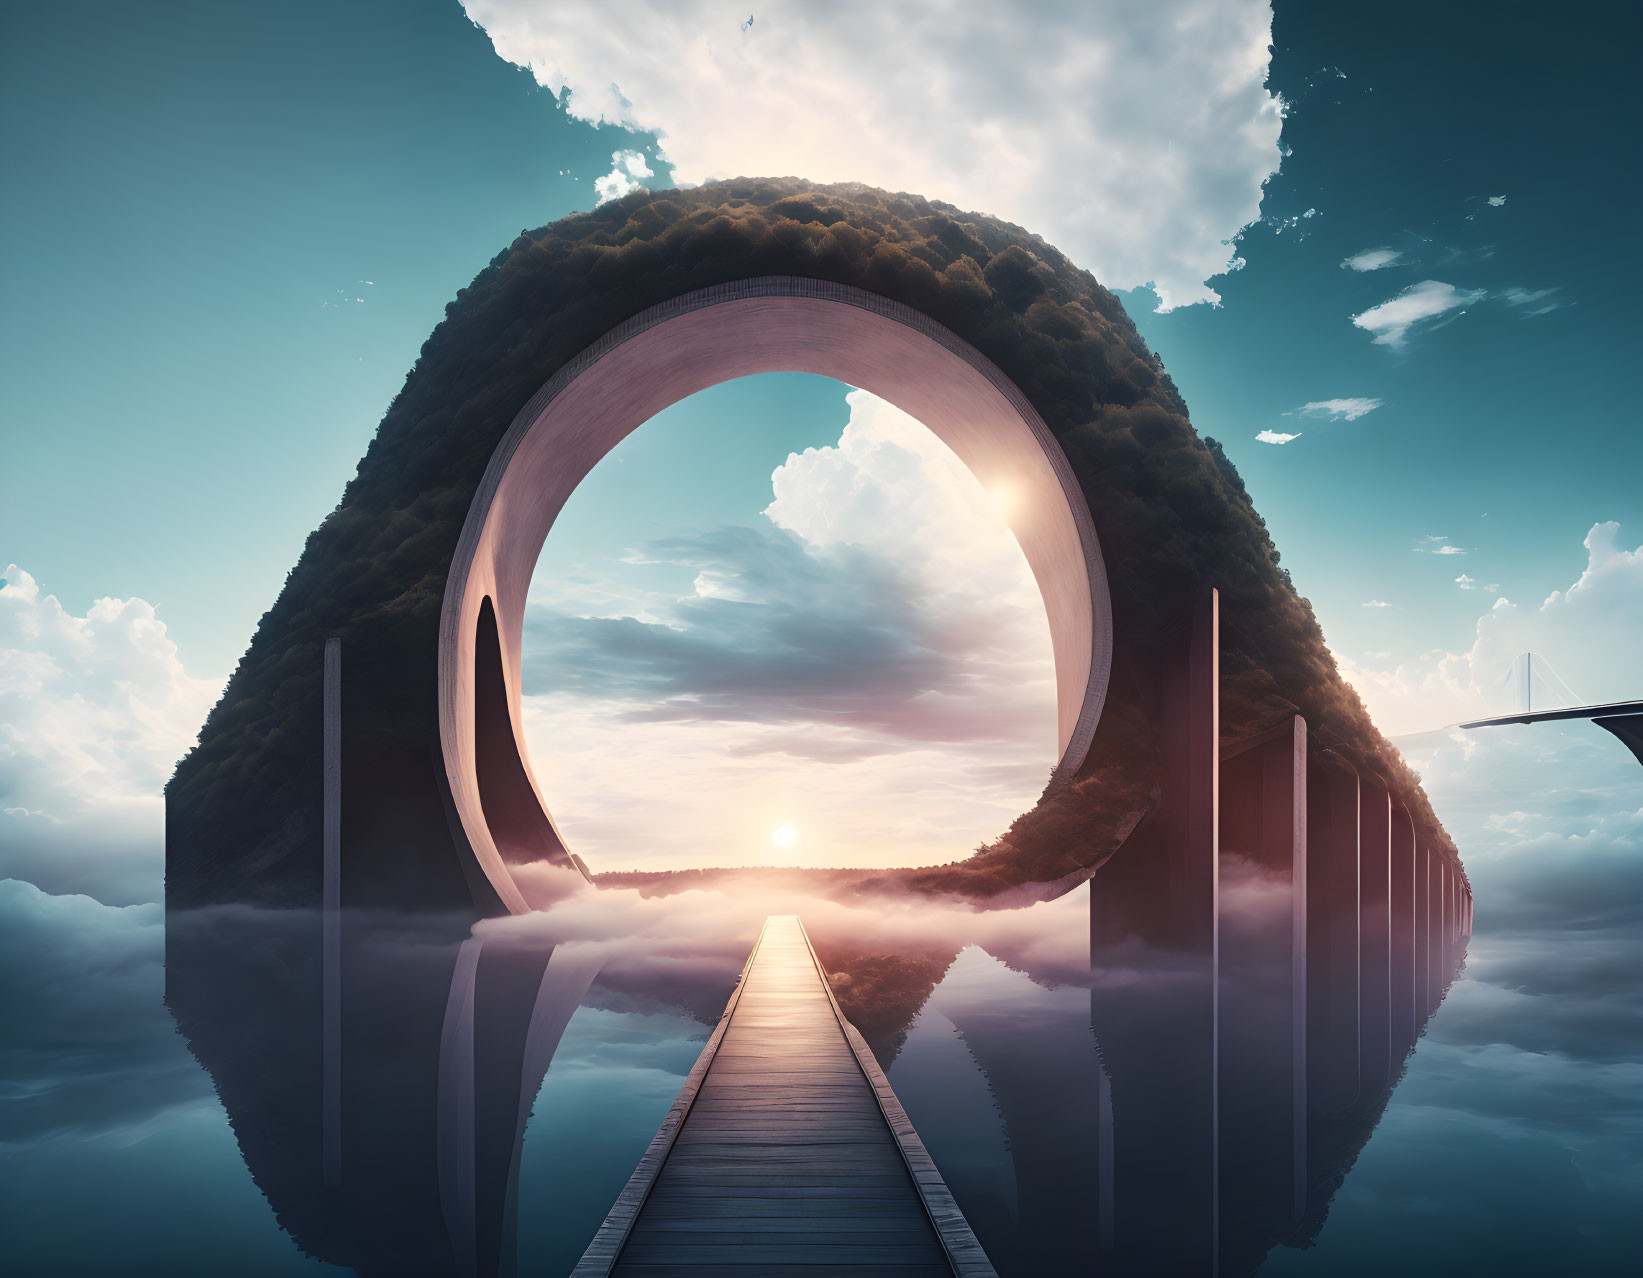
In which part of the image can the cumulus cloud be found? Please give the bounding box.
[1255,429,1301,444]
[592,148,654,205]
[1416,535,1467,556]
[1342,247,1403,272]
[1336,521,1642,736]
[1352,279,1486,348]
[520,391,1055,872]
[1290,396,1383,421]
[0,566,222,903]
[461,0,1285,309]
[1487,194,1507,207]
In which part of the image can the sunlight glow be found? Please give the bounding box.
[771,823,798,848]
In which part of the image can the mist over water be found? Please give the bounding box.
[4,747,1638,1278]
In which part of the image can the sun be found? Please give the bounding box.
[771,823,798,849]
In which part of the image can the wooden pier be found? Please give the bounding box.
[573,915,995,1276]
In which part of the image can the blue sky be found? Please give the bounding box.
[3,0,1635,685]
[3,0,1639,877]
[3,0,1639,874]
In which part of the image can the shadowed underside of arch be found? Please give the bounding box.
[166,177,1460,915]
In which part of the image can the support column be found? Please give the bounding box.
[1387,808,1417,1065]
[1437,858,1450,989]
[323,636,342,1189]
[1425,850,1442,1011]
[1090,589,1219,1276]
[1414,843,1431,1020]
[1357,783,1392,1102]
[1220,716,1308,1270]
[1305,755,1359,1122]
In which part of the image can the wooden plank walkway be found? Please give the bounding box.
[572,915,996,1277]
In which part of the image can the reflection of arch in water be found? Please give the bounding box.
[441,279,1113,912]
[437,937,604,1278]
[168,911,605,1278]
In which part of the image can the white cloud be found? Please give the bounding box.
[1363,599,1392,608]
[1291,396,1383,421]
[521,391,1056,872]
[1352,279,1486,348]
[1416,535,1467,556]
[461,0,1285,310]
[592,148,654,205]
[0,566,221,902]
[1255,429,1301,444]
[1335,521,1643,736]
[1342,247,1403,272]
[1487,194,1507,207]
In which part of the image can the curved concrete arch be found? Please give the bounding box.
[439,278,1112,913]
[169,178,1463,920]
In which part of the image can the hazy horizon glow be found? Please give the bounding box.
[517,378,1057,872]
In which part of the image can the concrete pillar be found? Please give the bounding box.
[1387,808,1417,1063]
[323,637,342,1188]
[1414,843,1431,1019]
[1436,858,1450,987]
[1305,754,1359,1121]
[1220,715,1308,1263]
[1426,850,1442,1010]
[1090,589,1219,1276]
[1357,783,1391,1101]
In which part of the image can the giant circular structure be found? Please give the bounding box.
[167,178,1461,915]
[441,279,1112,911]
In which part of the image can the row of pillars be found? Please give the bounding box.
[1089,591,1473,1277]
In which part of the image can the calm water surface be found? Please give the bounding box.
[3,731,1640,1277]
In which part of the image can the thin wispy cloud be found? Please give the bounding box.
[1363,599,1393,608]
[1498,286,1569,318]
[1416,535,1468,556]
[1342,247,1403,272]
[1352,279,1485,348]
[1290,396,1384,421]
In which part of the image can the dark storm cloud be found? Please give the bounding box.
[523,525,1042,748]
[0,879,211,1145]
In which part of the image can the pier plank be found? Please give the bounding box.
[572,916,995,1276]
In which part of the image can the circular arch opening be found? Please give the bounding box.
[438,278,1112,913]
